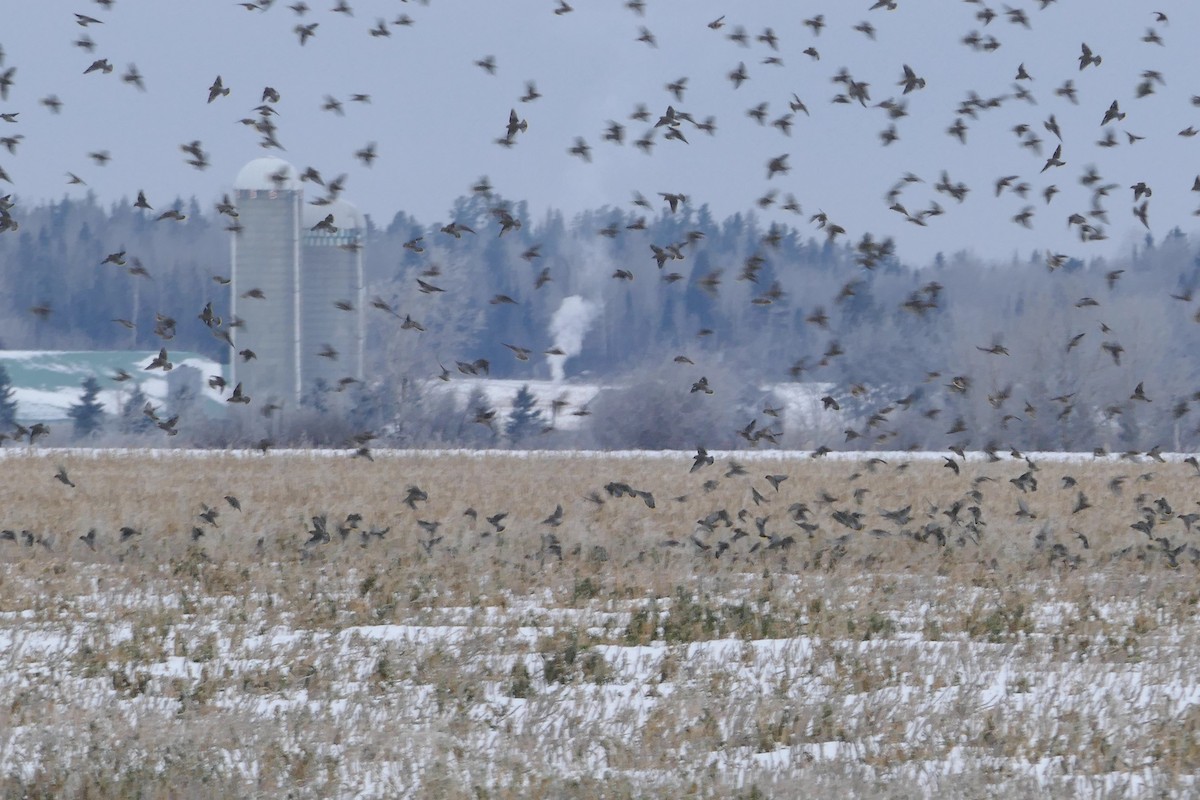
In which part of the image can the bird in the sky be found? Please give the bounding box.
[1041,144,1065,172]
[294,22,318,45]
[1079,42,1101,70]
[207,75,230,103]
[898,64,926,94]
[505,109,528,139]
[520,81,541,102]
[568,137,591,162]
[83,58,113,75]
[766,154,790,179]
[121,64,145,91]
[1101,100,1125,126]
[354,142,377,167]
[728,62,749,89]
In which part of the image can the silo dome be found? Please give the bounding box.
[303,198,363,231]
[233,157,299,192]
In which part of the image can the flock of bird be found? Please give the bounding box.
[8,447,1200,572]
[1,3,1200,567]
[3,4,1196,249]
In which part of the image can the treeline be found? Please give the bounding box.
[3,191,1200,453]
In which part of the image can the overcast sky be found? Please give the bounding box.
[2,1,1199,265]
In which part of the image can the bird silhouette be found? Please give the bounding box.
[294,22,318,44]
[146,348,172,371]
[542,504,564,527]
[311,214,337,233]
[1078,42,1101,70]
[207,75,230,103]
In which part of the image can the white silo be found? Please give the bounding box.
[230,158,365,411]
[230,157,302,406]
[300,199,365,399]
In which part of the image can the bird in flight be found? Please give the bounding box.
[207,75,230,103]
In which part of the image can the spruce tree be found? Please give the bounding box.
[0,365,17,431]
[120,384,155,435]
[460,385,497,446]
[68,376,106,439]
[505,384,544,443]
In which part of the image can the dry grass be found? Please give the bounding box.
[1,448,1199,798]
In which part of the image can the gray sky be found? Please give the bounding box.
[2,1,1199,264]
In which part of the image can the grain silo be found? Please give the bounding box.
[229,157,364,410]
[300,199,365,397]
[230,157,302,406]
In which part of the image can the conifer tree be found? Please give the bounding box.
[120,384,155,435]
[460,384,497,446]
[0,365,17,431]
[68,376,106,438]
[505,384,544,443]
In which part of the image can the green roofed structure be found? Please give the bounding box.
[0,350,225,424]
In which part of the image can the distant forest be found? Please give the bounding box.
[2,191,1200,453]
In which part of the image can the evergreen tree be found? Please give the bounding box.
[505,384,544,443]
[459,384,497,446]
[119,384,155,435]
[68,376,106,438]
[0,365,17,431]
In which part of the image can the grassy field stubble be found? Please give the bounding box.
[0,449,1198,798]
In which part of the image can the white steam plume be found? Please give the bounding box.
[548,295,600,382]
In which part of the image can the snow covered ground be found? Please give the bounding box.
[0,562,1196,797]
[0,444,1185,465]
[0,448,1196,797]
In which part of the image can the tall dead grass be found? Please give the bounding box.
[2,449,1194,580]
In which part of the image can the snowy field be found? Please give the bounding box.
[0,449,1198,798]
[0,444,1187,463]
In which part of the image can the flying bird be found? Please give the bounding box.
[54,466,75,488]
[207,75,230,103]
[898,64,926,93]
[311,214,337,233]
[295,22,318,45]
[1101,100,1125,126]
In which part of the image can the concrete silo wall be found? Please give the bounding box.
[300,232,363,394]
[231,188,301,406]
